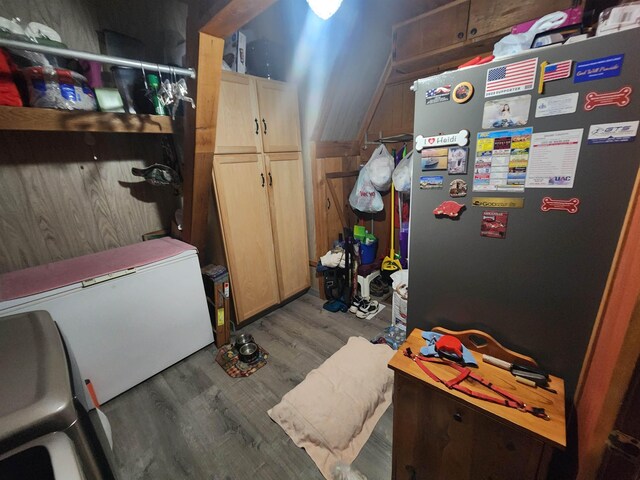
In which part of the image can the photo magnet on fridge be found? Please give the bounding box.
[574,54,624,83]
[448,147,468,174]
[482,95,531,129]
[452,82,474,103]
[449,179,468,198]
[426,85,451,105]
[420,175,444,189]
[421,148,448,171]
[480,211,509,239]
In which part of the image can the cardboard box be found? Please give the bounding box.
[224,31,246,73]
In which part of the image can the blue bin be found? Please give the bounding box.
[360,241,377,265]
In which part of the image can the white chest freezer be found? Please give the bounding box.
[0,238,214,405]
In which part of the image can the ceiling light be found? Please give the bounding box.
[306,0,343,20]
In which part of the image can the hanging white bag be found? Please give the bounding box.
[349,166,384,213]
[367,144,394,191]
[392,149,413,193]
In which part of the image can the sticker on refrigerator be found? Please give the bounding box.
[543,60,573,82]
[535,93,579,118]
[525,128,584,188]
[433,200,465,218]
[421,148,448,171]
[448,147,468,174]
[419,175,444,189]
[482,94,531,129]
[473,127,533,193]
[584,86,632,111]
[449,179,468,197]
[587,121,638,144]
[480,211,508,239]
[416,130,469,150]
[452,82,474,103]
[426,85,451,105]
[574,54,624,83]
[541,197,580,214]
[485,57,538,98]
[471,197,524,208]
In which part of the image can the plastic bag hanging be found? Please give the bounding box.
[349,166,384,213]
[367,144,394,191]
[392,149,414,193]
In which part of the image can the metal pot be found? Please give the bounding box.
[234,332,254,349]
[238,342,259,364]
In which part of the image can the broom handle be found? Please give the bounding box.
[390,183,395,254]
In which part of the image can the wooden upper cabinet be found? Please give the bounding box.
[467,0,575,39]
[255,78,302,153]
[212,154,281,321]
[215,72,262,155]
[264,152,310,299]
[393,0,470,64]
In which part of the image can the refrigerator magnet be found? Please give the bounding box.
[584,86,632,111]
[448,147,468,174]
[420,175,444,189]
[416,130,470,150]
[449,179,468,198]
[480,211,508,239]
[433,200,465,218]
[452,82,474,103]
[574,54,624,83]
[482,95,531,129]
[426,85,451,105]
[421,148,448,171]
[540,197,580,214]
[587,121,639,144]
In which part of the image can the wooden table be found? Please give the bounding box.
[388,329,566,480]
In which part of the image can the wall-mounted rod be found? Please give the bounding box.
[0,37,196,79]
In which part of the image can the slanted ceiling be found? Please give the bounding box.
[240,0,447,143]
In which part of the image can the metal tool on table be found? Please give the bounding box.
[482,354,557,394]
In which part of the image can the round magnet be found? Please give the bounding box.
[452,82,474,104]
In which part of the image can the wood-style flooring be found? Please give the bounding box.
[102,294,394,480]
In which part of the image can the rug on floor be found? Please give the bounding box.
[268,336,394,479]
[215,344,268,378]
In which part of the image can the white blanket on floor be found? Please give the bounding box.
[268,336,394,479]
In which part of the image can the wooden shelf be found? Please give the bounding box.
[0,106,176,134]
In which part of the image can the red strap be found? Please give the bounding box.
[408,351,549,420]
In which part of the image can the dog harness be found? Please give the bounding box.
[404,348,550,420]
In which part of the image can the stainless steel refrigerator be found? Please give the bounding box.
[407,28,639,395]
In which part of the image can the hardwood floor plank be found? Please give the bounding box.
[103,294,394,479]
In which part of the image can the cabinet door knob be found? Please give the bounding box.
[255,118,259,135]
[268,172,273,186]
[453,412,463,422]
[470,27,477,36]
[261,173,265,187]
[262,118,267,134]
[457,31,464,39]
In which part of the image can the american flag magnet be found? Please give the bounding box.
[485,57,538,98]
[426,84,451,105]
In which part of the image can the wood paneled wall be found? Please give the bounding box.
[366,80,416,141]
[0,132,179,273]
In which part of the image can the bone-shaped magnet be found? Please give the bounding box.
[540,197,580,214]
[584,86,632,111]
[416,129,469,151]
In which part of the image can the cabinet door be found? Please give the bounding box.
[255,79,301,153]
[392,0,470,64]
[467,0,574,39]
[265,152,310,299]
[215,72,262,154]
[392,373,546,480]
[212,154,280,322]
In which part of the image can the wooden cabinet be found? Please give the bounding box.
[215,72,301,155]
[389,329,566,480]
[390,0,574,81]
[213,72,309,323]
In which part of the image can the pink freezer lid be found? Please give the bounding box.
[0,238,197,302]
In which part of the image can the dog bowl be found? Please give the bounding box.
[234,332,254,349]
[238,342,259,364]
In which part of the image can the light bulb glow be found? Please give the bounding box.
[306,0,343,20]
